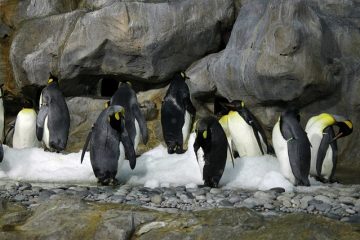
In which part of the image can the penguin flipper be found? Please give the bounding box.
[316,127,333,177]
[287,139,310,186]
[4,120,15,145]
[81,130,92,164]
[133,106,148,145]
[121,125,136,169]
[36,105,49,141]
[0,144,3,162]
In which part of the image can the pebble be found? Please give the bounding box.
[0,182,358,223]
[150,194,162,204]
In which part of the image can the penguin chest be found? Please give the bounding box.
[118,142,126,170]
[196,147,205,177]
[228,112,262,157]
[321,147,333,180]
[182,111,191,145]
[272,122,295,184]
[134,119,140,150]
[13,110,39,148]
[42,116,50,149]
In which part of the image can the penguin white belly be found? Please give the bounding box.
[134,119,140,151]
[196,147,205,176]
[42,116,50,149]
[321,147,333,180]
[118,142,126,169]
[182,111,191,147]
[219,115,234,163]
[272,122,296,184]
[228,111,262,157]
[13,109,39,149]
[0,97,4,142]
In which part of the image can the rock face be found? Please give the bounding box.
[8,0,234,95]
[186,0,360,171]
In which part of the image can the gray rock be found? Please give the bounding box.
[338,196,355,205]
[150,195,162,205]
[18,183,32,191]
[38,190,56,202]
[314,195,333,205]
[14,195,26,202]
[309,200,332,212]
[218,200,233,207]
[300,196,314,209]
[254,191,276,201]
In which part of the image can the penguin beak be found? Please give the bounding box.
[331,131,343,142]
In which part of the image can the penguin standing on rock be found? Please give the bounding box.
[36,73,70,152]
[305,113,353,183]
[110,82,148,152]
[194,116,228,188]
[161,72,196,154]
[218,100,274,157]
[81,105,136,185]
[272,108,311,186]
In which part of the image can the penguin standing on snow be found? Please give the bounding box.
[110,82,148,152]
[36,73,70,152]
[272,108,311,186]
[12,99,40,149]
[218,100,273,157]
[194,116,229,188]
[305,113,353,182]
[161,72,196,154]
[81,105,136,185]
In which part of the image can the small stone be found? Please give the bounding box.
[254,191,275,201]
[14,195,26,202]
[264,203,275,210]
[150,194,162,204]
[270,187,285,193]
[97,193,109,200]
[314,195,333,204]
[307,205,315,212]
[346,208,356,214]
[355,199,360,207]
[339,196,355,205]
[218,200,233,207]
[210,188,222,194]
[18,183,32,191]
[195,195,206,201]
[229,196,241,204]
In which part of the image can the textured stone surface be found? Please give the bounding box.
[186,0,360,172]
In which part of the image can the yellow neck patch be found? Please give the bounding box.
[48,78,53,84]
[202,130,207,139]
[115,112,120,120]
[316,113,336,128]
[241,101,245,108]
[344,120,353,129]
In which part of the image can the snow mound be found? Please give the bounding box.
[0,134,303,191]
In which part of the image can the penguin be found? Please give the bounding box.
[272,108,311,186]
[305,113,353,183]
[12,99,40,149]
[110,82,148,151]
[81,105,136,185]
[161,72,196,154]
[219,100,273,157]
[36,73,70,152]
[193,116,228,188]
[0,84,4,142]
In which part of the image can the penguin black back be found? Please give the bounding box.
[280,108,311,186]
[110,82,148,146]
[194,116,228,188]
[161,72,196,154]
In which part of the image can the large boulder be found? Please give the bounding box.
[186,0,360,171]
[9,0,234,95]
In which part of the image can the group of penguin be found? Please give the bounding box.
[160,72,353,188]
[0,72,354,189]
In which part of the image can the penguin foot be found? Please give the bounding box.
[175,148,186,154]
[167,148,175,154]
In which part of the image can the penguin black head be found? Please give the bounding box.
[195,117,215,140]
[332,115,353,141]
[22,98,34,109]
[282,107,300,122]
[47,73,58,85]
[107,105,125,131]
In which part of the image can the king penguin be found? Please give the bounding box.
[161,72,196,154]
[13,99,40,149]
[36,73,70,152]
[219,100,273,158]
[81,105,136,185]
[110,82,148,152]
[194,116,229,188]
[305,113,353,182]
[272,108,311,186]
